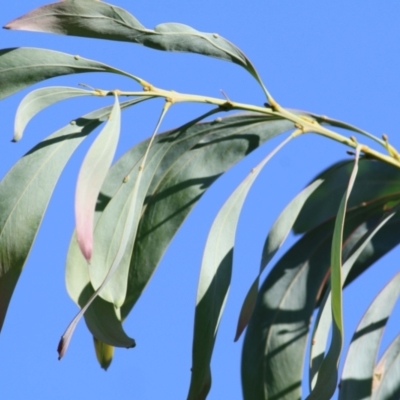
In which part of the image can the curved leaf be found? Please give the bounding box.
[188,135,294,400]
[13,86,94,142]
[241,169,394,400]
[65,233,135,352]
[5,0,263,86]
[93,336,114,371]
[0,47,134,100]
[339,271,400,399]
[75,94,120,261]
[372,333,400,399]
[306,149,360,400]
[0,99,139,335]
[120,114,295,319]
[294,159,400,234]
[234,178,324,342]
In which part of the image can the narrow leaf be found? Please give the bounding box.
[310,211,400,390]
[188,135,293,400]
[372,333,400,399]
[234,179,324,341]
[0,47,134,100]
[340,271,400,399]
[0,100,136,334]
[75,94,121,261]
[5,0,264,88]
[294,159,400,234]
[93,336,114,371]
[306,148,361,400]
[120,114,295,319]
[13,86,94,142]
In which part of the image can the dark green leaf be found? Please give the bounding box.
[235,179,323,342]
[188,135,294,400]
[294,160,400,234]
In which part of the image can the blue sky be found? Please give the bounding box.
[1,1,400,399]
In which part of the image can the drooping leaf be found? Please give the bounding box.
[372,333,400,399]
[188,135,294,400]
[75,94,121,261]
[310,210,400,390]
[241,160,394,400]
[294,159,400,234]
[339,271,400,399]
[65,112,294,361]
[13,86,95,142]
[5,0,264,88]
[93,336,114,371]
[241,217,335,400]
[120,114,295,319]
[65,232,135,354]
[306,148,360,400]
[0,47,135,100]
[0,99,142,335]
[234,178,324,342]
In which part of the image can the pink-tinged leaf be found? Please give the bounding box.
[75,94,121,261]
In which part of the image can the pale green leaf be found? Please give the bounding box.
[0,47,135,100]
[13,86,94,142]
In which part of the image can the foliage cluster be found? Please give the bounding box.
[1,1,400,399]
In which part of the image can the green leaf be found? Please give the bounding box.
[294,159,400,234]
[372,332,400,399]
[75,94,121,261]
[340,271,400,399]
[65,234,136,352]
[306,149,360,400]
[234,178,324,342]
[241,217,334,400]
[188,135,294,400]
[241,158,390,400]
[93,336,114,371]
[0,100,131,334]
[119,114,294,319]
[5,0,264,88]
[13,86,94,142]
[309,210,398,392]
[0,47,135,100]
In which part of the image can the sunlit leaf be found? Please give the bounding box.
[306,149,360,400]
[0,99,136,334]
[5,0,264,88]
[234,179,323,342]
[294,159,400,234]
[13,86,94,142]
[188,135,293,400]
[340,271,400,399]
[0,47,134,100]
[372,333,400,399]
[93,336,114,371]
[120,114,294,320]
[75,94,121,261]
